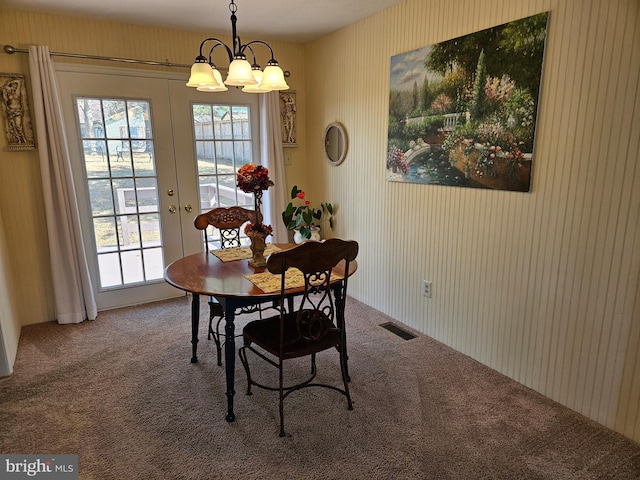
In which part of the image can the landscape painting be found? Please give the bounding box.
[387,12,549,191]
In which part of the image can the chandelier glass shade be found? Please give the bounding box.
[186,0,289,93]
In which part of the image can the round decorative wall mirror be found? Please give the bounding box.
[323,122,348,166]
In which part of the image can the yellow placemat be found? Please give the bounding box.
[245,268,344,293]
[211,243,281,262]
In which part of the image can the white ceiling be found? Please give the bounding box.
[6,0,403,43]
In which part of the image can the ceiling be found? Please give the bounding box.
[6,0,404,43]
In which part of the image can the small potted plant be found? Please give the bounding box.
[282,185,333,243]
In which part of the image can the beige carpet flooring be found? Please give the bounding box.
[1,296,639,479]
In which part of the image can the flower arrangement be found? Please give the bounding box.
[281,186,333,240]
[386,146,409,174]
[236,164,274,193]
[236,163,274,228]
[244,223,273,236]
[236,164,274,267]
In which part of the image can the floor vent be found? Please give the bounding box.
[379,322,417,340]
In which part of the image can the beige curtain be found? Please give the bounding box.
[0,210,20,375]
[29,45,97,324]
[260,91,288,242]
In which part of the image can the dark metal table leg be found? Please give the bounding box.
[223,299,236,422]
[333,284,350,381]
[190,293,200,363]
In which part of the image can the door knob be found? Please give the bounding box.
[168,205,177,213]
[184,204,193,212]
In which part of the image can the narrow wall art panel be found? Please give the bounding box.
[387,12,549,191]
[280,90,297,147]
[1,73,35,151]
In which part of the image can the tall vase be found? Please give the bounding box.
[247,189,268,267]
[247,230,267,267]
[253,189,264,225]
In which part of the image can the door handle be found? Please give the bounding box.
[168,205,177,213]
[184,204,193,212]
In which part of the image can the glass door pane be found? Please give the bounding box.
[78,97,163,288]
[168,80,260,256]
[192,103,257,249]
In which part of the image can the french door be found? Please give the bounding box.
[57,65,259,310]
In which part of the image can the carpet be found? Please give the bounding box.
[1,296,639,479]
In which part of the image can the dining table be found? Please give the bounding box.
[163,242,358,422]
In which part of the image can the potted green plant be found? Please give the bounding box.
[282,185,334,242]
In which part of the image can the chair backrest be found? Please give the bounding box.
[194,206,256,250]
[266,238,359,345]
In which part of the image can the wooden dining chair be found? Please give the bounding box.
[238,238,359,436]
[194,206,269,366]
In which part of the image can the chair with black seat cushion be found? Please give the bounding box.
[194,206,270,366]
[238,238,359,437]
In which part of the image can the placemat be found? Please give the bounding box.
[245,269,344,293]
[211,243,282,262]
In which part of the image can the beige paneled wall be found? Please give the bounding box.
[304,0,640,442]
[0,8,307,324]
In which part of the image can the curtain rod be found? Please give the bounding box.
[3,45,290,77]
[3,44,191,69]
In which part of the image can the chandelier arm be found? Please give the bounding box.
[241,40,277,62]
[199,38,234,63]
[244,44,259,66]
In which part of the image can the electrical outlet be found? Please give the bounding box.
[423,280,432,298]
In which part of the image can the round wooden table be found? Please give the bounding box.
[164,243,357,422]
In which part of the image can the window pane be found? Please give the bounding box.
[214,106,232,139]
[133,140,155,175]
[121,250,144,283]
[143,247,164,280]
[93,217,118,251]
[235,141,252,166]
[199,176,218,209]
[215,141,234,171]
[88,179,114,216]
[98,252,122,287]
[103,100,128,139]
[140,213,161,247]
[196,141,216,174]
[193,104,213,139]
[231,106,250,139]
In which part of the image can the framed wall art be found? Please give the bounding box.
[387,12,549,192]
[1,73,35,151]
[280,90,297,147]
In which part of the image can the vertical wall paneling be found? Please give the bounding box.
[304,0,640,443]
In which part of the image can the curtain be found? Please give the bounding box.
[0,210,20,375]
[260,91,288,242]
[29,46,97,323]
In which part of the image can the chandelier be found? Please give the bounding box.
[186,0,289,93]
